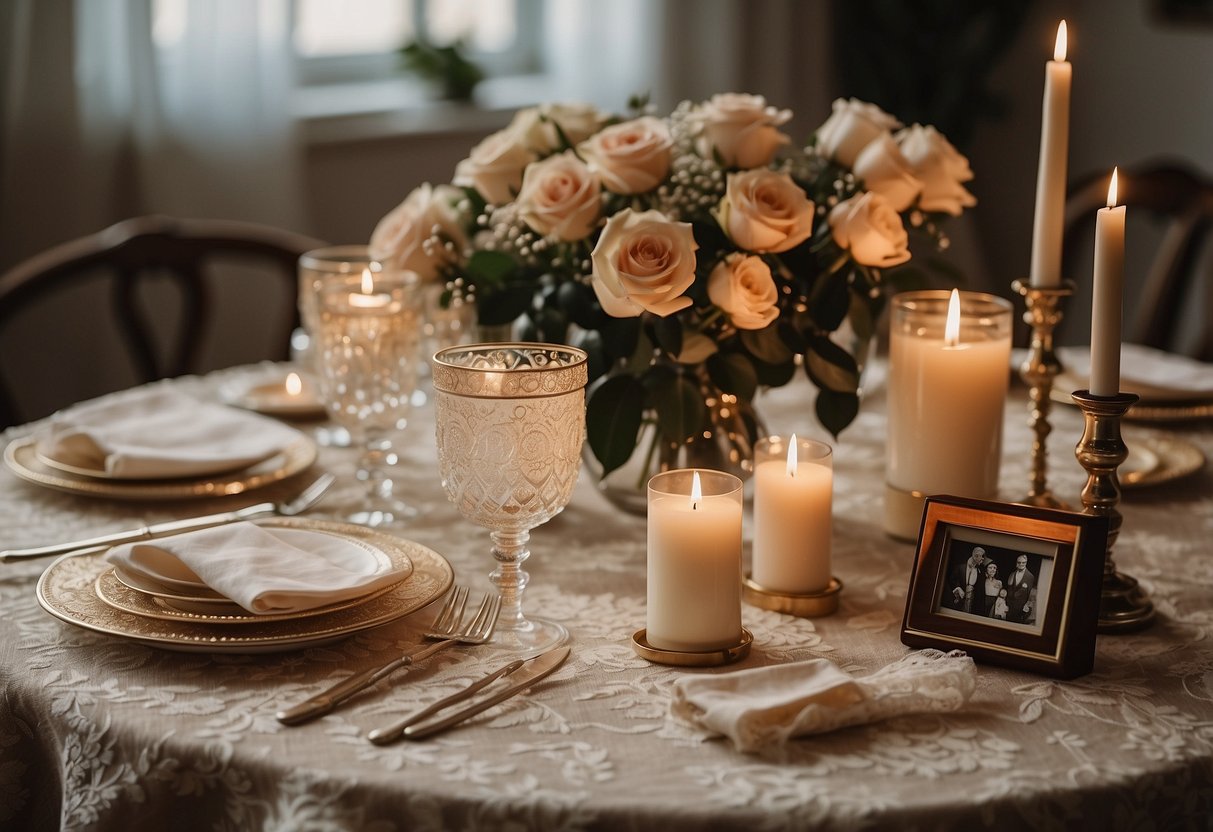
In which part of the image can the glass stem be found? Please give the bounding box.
[359,428,396,502]
[489,530,531,632]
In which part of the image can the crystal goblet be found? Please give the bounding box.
[298,246,383,448]
[432,343,588,655]
[315,268,422,526]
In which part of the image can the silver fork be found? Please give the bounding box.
[0,472,337,563]
[275,587,501,726]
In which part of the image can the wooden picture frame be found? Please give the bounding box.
[901,496,1110,679]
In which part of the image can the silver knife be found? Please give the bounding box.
[367,646,570,744]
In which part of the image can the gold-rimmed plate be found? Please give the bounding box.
[37,518,454,653]
[4,435,318,500]
[1122,435,1207,490]
[95,523,412,625]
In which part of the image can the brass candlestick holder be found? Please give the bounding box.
[1071,390,1156,633]
[1012,279,1074,509]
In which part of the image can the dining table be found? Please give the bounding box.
[1,359,1211,832]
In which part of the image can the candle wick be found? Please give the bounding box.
[692,501,698,511]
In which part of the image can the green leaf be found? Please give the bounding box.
[809,268,851,332]
[753,358,796,388]
[672,332,718,364]
[740,324,793,365]
[652,315,683,358]
[815,388,860,439]
[652,373,706,443]
[623,329,654,375]
[586,375,645,476]
[555,280,603,329]
[464,250,519,289]
[805,335,860,394]
[707,353,758,402]
[476,283,533,326]
[600,317,642,362]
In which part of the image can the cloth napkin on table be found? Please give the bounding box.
[37,388,303,479]
[671,650,976,752]
[1059,344,1213,401]
[105,522,410,614]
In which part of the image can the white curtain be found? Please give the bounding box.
[0,0,300,270]
[543,0,834,135]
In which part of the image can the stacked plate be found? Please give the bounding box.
[37,517,454,653]
[5,388,319,500]
[1052,344,1213,422]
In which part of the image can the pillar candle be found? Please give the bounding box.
[752,435,833,594]
[647,469,743,651]
[885,290,1013,540]
[1029,21,1072,287]
[1090,168,1126,396]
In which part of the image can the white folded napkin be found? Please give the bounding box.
[105,522,411,614]
[1059,344,1213,402]
[38,388,303,478]
[671,649,976,752]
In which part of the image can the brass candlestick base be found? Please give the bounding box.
[1012,279,1074,509]
[1071,390,1155,633]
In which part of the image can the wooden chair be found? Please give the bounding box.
[1062,160,1213,361]
[0,216,326,428]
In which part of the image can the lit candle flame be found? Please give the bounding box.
[944,288,961,347]
[1055,20,1067,62]
[786,433,798,477]
[690,470,702,511]
[360,268,374,295]
[285,372,302,397]
[1107,167,1119,208]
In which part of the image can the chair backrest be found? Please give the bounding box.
[1062,160,1213,361]
[0,215,327,428]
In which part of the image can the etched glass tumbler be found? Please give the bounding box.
[315,269,422,526]
[432,343,588,654]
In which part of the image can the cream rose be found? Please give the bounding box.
[515,151,601,241]
[828,192,911,268]
[693,93,791,169]
[369,183,467,282]
[708,254,779,330]
[590,208,698,318]
[578,116,673,195]
[509,102,603,152]
[716,169,815,254]
[897,124,977,216]
[815,98,903,169]
[452,126,537,206]
[852,133,923,212]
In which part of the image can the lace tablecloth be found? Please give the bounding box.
[2,365,1211,831]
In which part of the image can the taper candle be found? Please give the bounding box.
[1029,21,1072,287]
[1090,168,1126,396]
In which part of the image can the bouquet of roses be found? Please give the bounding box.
[370,93,975,479]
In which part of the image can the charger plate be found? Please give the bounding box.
[37,518,453,653]
[96,524,414,624]
[4,435,317,500]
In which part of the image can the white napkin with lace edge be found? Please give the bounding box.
[105,522,410,614]
[671,649,976,753]
[38,388,303,479]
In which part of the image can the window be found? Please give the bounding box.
[292,0,542,86]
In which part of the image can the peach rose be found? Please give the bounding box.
[453,126,537,205]
[708,254,779,330]
[815,98,902,168]
[897,124,977,215]
[512,102,604,151]
[369,183,467,282]
[693,93,791,169]
[828,191,911,268]
[716,170,815,253]
[852,133,923,212]
[579,116,673,195]
[515,152,602,241]
[590,208,698,318]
